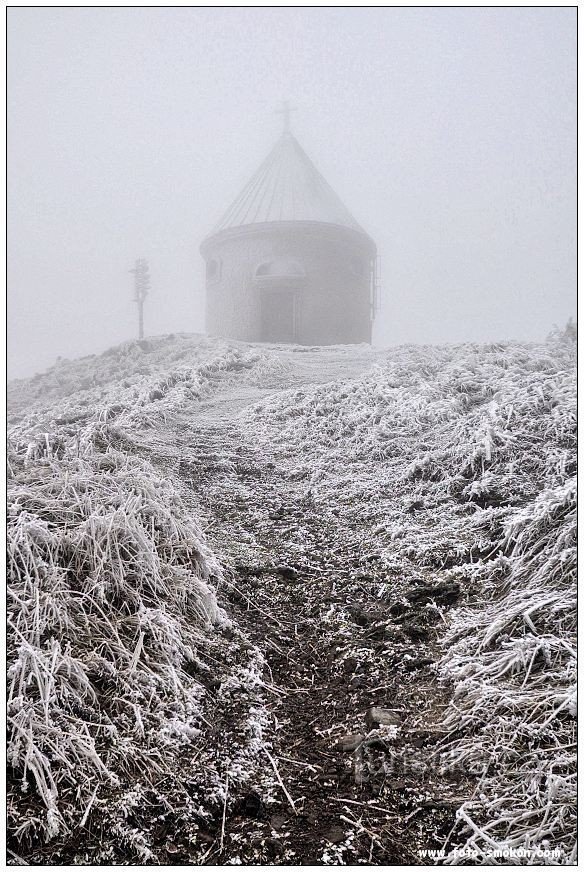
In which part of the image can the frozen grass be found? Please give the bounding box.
[244,324,576,863]
[7,420,229,849]
[8,327,576,863]
[436,477,576,865]
[8,333,267,434]
[6,335,280,860]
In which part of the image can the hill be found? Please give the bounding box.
[7,329,576,865]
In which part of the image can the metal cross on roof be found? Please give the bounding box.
[275,100,297,134]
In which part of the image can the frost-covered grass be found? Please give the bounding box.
[438,477,576,865]
[244,325,576,864]
[8,327,576,864]
[6,335,278,862]
[7,420,228,851]
[8,333,267,433]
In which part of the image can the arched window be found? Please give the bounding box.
[254,259,305,280]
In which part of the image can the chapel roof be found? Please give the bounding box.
[210,130,367,237]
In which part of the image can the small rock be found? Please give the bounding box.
[348,607,371,627]
[402,656,434,673]
[276,565,298,581]
[343,656,359,674]
[325,826,346,845]
[336,733,364,752]
[242,790,263,818]
[363,733,394,751]
[262,837,284,858]
[366,707,401,729]
[270,814,287,830]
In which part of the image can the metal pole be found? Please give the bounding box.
[130,258,150,341]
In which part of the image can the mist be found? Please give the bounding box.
[7,7,576,379]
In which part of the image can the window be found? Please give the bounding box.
[254,259,305,279]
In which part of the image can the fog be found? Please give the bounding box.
[8,7,576,379]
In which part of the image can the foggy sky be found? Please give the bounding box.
[8,7,576,379]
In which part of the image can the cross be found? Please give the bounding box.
[275,100,297,134]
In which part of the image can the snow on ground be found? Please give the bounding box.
[7,328,576,865]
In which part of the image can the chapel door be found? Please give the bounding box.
[260,290,296,343]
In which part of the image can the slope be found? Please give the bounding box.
[7,329,576,865]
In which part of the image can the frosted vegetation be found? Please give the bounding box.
[8,334,267,429]
[7,337,270,860]
[8,434,224,845]
[243,324,576,863]
[7,326,576,864]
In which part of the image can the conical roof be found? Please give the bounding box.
[210,132,367,237]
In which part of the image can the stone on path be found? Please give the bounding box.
[336,733,364,752]
[366,707,401,729]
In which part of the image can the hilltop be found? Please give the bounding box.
[7,330,576,865]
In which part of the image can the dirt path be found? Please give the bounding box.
[140,348,468,865]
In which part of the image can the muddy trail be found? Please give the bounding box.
[133,351,471,865]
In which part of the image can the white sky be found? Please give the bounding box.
[8,7,576,378]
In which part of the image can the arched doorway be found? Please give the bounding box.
[254,259,305,343]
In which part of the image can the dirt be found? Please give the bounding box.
[134,348,472,865]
